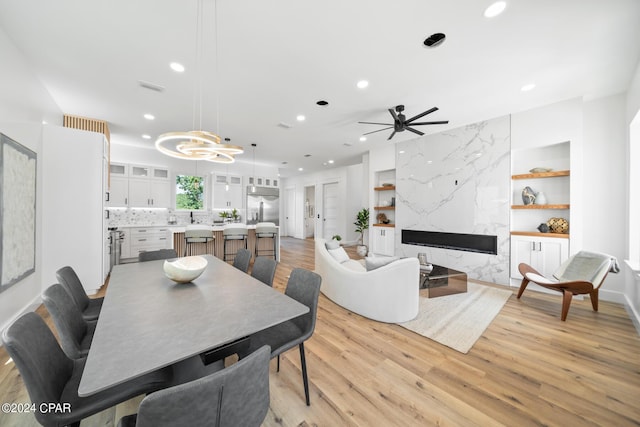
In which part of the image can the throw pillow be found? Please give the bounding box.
[328,247,350,263]
[325,240,340,250]
[365,256,399,271]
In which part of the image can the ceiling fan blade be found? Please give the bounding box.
[388,108,399,123]
[358,121,393,126]
[405,107,438,124]
[387,130,397,140]
[405,127,425,136]
[363,126,393,136]
[409,120,449,126]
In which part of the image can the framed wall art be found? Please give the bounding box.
[0,132,37,292]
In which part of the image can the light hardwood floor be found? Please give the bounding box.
[1,237,639,426]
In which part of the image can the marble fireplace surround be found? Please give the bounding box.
[395,115,511,284]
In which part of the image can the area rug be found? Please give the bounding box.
[398,282,512,354]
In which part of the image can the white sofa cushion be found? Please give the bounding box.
[342,259,366,272]
[328,247,349,263]
[365,256,399,271]
[325,240,340,250]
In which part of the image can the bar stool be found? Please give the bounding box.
[223,224,248,262]
[254,222,278,259]
[184,225,215,257]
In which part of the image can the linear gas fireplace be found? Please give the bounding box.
[402,229,498,255]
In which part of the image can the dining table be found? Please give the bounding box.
[78,254,309,397]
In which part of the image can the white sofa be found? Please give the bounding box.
[315,238,419,323]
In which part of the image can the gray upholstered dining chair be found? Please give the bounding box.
[56,265,103,321]
[1,312,172,427]
[117,345,271,427]
[239,268,321,406]
[251,256,277,287]
[232,248,252,273]
[42,283,97,359]
[139,248,178,262]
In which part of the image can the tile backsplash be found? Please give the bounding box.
[107,208,247,227]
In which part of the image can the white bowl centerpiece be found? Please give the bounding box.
[163,256,208,283]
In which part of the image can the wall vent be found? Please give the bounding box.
[277,122,293,129]
[138,80,165,92]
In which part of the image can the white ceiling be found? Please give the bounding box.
[1,0,639,176]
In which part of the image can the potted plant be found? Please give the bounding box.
[231,208,240,222]
[219,211,230,223]
[332,234,342,243]
[354,208,369,256]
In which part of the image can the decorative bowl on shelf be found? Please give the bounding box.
[529,167,553,173]
[163,256,208,283]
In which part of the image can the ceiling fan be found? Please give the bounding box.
[359,105,449,140]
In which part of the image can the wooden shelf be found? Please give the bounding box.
[512,170,570,180]
[374,206,395,210]
[511,231,569,238]
[373,223,395,228]
[374,185,396,191]
[511,204,569,210]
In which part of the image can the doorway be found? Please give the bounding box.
[285,187,296,237]
[322,182,339,240]
[304,185,315,239]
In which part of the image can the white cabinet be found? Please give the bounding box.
[111,164,171,208]
[109,162,128,177]
[127,227,171,259]
[249,176,278,188]
[213,174,243,209]
[371,227,395,256]
[107,176,129,207]
[129,178,171,208]
[510,235,569,280]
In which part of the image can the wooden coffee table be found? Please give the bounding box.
[419,263,468,298]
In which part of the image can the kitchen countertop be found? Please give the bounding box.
[113,224,278,232]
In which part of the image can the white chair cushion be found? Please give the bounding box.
[365,256,399,271]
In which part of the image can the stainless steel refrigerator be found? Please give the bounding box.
[246,186,279,225]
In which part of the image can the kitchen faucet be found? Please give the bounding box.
[190,211,194,224]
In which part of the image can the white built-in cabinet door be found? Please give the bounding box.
[510,235,569,280]
[107,176,129,207]
[213,174,242,209]
[128,178,171,208]
[371,227,395,256]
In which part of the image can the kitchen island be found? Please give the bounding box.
[171,224,280,261]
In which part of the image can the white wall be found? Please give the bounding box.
[582,93,627,301]
[0,26,63,330]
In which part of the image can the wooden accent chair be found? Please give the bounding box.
[517,251,619,321]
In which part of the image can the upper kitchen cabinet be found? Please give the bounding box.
[108,163,171,208]
[213,174,243,209]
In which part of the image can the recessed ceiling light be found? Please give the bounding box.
[423,33,446,48]
[298,167,304,171]
[356,80,369,89]
[170,62,185,72]
[142,134,151,139]
[297,115,306,122]
[144,113,155,120]
[42,120,48,125]
[359,136,367,142]
[399,150,405,154]
[328,160,334,164]
[484,1,506,18]
[316,100,329,106]
[521,83,536,91]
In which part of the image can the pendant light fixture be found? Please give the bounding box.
[155,0,243,163]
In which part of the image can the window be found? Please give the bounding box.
[176,175,205,210]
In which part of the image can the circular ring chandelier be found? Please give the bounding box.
[155,131,243,163]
